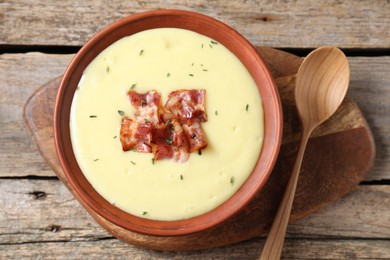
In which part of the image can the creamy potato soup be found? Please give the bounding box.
[70,28,264,221]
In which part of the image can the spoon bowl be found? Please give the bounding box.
[296,46,350,130]
[260,46,350,259]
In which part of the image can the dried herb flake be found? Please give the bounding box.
[165,137,173,144]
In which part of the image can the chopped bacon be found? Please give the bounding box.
[152,142,173,160]
[165,89,207,123]
[120,116,152,153]
[120,116,136,151]
[171,119,190,162]
[128,90,161,125]
[151,123,173,160]
[150,120,191,162]
[182,120,207,153]
[120,89,207,162]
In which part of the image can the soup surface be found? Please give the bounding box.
[70,28,264,220]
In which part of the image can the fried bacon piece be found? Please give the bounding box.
[120,116,152,153]
[152,123,174,160]
[182,120,208,153]
[151,120,190,162]
[128,90,161,125]
[121,90,160,153]
[165,89,207,153]
[119,89,207,162]
[164,89,207,123]
[171,119,190,162]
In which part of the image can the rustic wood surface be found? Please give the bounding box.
[1,1,389,259]
[1,1,389,48]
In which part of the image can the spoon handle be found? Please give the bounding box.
[260,129,312,260]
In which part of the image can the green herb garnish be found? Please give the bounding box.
[151,158,155,165]
[215,110,218,116]
[180,174,184,180]
[167,73,171,77]
[89,115,97,118]
[246,104,249,111]
[130,83,137,90]
[189,74,194,77]
[144,118,149,123]
[230,176,235,185]
[130,161,136,165]
[141,100,147,107]
[203,69,208,72]
[139,49,144,56]
[106,66,110,73]
[142,211,147,215]
[211,40,218,45]
[166,137,173,144]
[198,149,202,155]
[118,110,125,116]
[93,158,99,162]
[113,135,117,139]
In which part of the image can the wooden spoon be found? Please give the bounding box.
[260,46,350,259]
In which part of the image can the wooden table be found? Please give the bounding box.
[1,1,389,259]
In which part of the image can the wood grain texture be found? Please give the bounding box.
[1,238,389,260]
[1,52,388,180]
[0,179,389,258]
[1,1,388,258]
[0,0,389,48]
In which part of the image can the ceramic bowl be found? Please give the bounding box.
[54,9,282,236]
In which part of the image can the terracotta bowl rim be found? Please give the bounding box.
[54,9,283,236]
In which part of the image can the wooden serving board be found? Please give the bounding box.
[23,47,375,251]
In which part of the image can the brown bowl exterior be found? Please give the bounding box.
[54,9,282,236]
